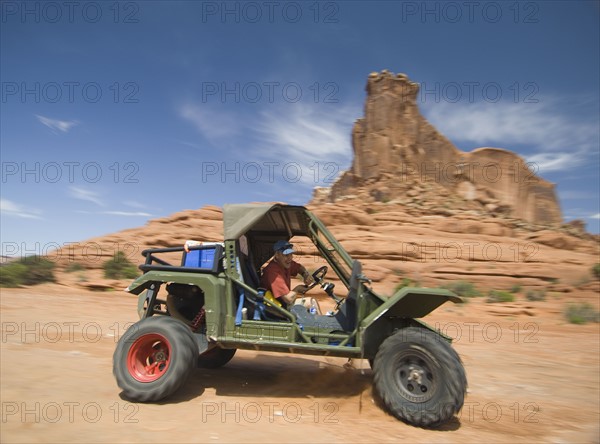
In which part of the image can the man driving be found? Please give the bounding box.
[260,240,315,309]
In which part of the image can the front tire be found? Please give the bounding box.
[113,316,197,402]
[373,327,467,427]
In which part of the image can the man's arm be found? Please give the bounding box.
[292,261,314,286]
[263,263,308,306]
[278,284,309,306]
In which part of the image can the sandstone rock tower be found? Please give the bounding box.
[316,70,562,225]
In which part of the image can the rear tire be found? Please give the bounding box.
[373,327,467,427]
[113,316,197,402]
[197,347,236,369]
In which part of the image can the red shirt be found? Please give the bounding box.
[260,260,302,300]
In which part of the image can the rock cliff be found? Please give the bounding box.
[313,70,562,226]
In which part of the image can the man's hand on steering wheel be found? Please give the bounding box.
[302,272,314,287]
[293,284,309,295]
[306,266,328,290]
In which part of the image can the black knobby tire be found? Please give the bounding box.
[373,327,467,427]
[197,347,236,369]
[113,316,197,402]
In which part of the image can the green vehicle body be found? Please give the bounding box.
[125,203,462,359]
[115,203,467,426]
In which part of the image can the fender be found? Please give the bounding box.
[125,270,229,335]
[359,287,463,358]
[369,287,463,319]
[126,270,225,295]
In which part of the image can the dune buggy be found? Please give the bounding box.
[113,203,466,427]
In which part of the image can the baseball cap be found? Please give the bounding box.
[273,240,295,255]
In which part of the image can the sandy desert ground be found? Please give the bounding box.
[1,282,599,443]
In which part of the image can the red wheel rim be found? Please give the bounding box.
[126,333,172,382]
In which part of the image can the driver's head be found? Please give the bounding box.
[273,240,294,269]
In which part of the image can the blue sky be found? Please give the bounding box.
[1,0,599,256]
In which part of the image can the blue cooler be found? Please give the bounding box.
[183,248,216,268]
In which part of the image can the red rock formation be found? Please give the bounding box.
[316,70,562,226]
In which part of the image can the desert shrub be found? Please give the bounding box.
[103,252,139,279]
[1,256,56,286]
[0,263,28,287]
[510,284,522,293]
[19,256,56,285]
[442,281,482,298]
[65,262,85,272]
[526,289,546,302]
[395,278,420,292]
[572,274,591,287]
[564,303,600,324]
[486,290,515,303]
[592,263,600,279]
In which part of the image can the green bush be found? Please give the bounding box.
[19,256,56,285]
[103,252,139,279]
[510,284,522,293]
[0,256,56,287]
[441,281,482,298]
[395,278,420,292]
[592,263,600,279]
[526,289,546,302]
[65,262,85,273]
[0,263,28,287]
[573,274,591,288]
[564,303,600,324]
[486,290,515,303]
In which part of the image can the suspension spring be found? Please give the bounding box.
[191,308,206,332]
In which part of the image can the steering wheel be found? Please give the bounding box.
[306,266,328,290]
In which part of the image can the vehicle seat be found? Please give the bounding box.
[234,242,280,321]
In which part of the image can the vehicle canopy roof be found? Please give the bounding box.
[223,203,315,268]
[223,203,311,240]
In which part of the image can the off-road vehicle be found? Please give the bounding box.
[113,203,467,427]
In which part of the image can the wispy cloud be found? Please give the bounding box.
[253,103,359,185]
[256,103,357,161]
[423,98,599,172]
[68,190,152,216]
[179,100,360,186]
[69,186,105,206]
[563,207,600,221]
[36,115,79,133]
[174,139,203,150]
[0,199,42,219]
[525,151,588,173]
[179,104,239,143]
[74,208,152,217]
[102,211,152,217]
[123,200,148,209]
